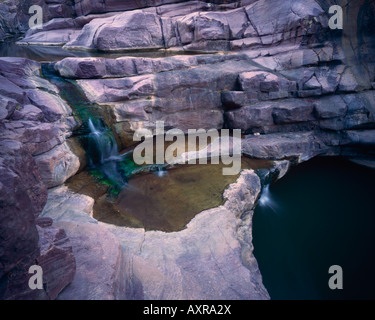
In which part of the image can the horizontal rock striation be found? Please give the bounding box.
[49,0,375,162]
[1,0,375,301]
[21,0,329,51]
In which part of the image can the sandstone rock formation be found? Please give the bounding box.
[40,0,373,162]
[0,57,80,299]
[40,169,270,300]
[1,0,375,300]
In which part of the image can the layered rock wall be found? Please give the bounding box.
[1,0,374,300]
[0,57,81,299]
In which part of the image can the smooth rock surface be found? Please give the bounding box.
[53,221,127,300]
[100,170,269,300]
[34,142,81,189]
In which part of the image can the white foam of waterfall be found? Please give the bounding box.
[258,184,279,214]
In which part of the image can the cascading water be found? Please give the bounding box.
[87,118,129,189]
[41,63,174,197]
[154,166,168,177]
[88,118,120,165]
[258,184,279,214]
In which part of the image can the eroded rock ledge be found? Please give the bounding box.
[0,57,82,299]
[41,169,271,300]
[1,0,374,300]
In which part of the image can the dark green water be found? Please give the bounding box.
[253,157,375,300]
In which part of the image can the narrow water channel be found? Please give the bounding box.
[253,157,375,300]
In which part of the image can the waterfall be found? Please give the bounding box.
[88,118,120,164]
[258,184,279,214]
[87,118,128,188]
[154,166,168,177]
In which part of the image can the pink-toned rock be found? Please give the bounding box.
[65,10,164,51]
[0,140,46,280]
[104,170,269,300]
[36,225,76,300]
[53,221,126,300]
[25,89,72,122]
[34,142,80,188]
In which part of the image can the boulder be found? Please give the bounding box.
[34,142,81,188]
[0,95,18,121]
[41,185,96,224]
[25,89,72,122]
[239,71,297,100]
[272,100,315,124]
[313,95,347,119]
[221,91,247,109]
[242,132,330,161]
[0,121,68,156]
[226,99,316,131]
[226,102,274,130]
[65,11,164,51]
[53,221,126,300]
[0,76,28,104]
[10,104,44,122]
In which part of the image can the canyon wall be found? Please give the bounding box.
[1,0,374,299]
